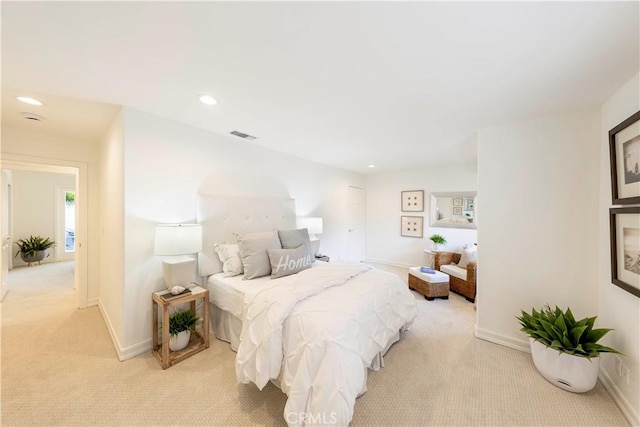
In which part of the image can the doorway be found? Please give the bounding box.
[1,155,88,308]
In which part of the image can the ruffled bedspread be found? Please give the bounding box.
[235,262,417,426]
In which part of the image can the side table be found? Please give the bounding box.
[152,285,210,369]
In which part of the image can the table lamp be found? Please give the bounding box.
[154,224,202,290]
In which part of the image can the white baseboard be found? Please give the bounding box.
[599,366,640,427]
[474,326,530,353]
[97,300,152,361]
[87,297,99,307]
[119,339,152,361]
[97,300,125,360]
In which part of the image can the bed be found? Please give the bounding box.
[197,194,417,426]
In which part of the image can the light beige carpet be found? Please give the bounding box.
[1,261,629,426]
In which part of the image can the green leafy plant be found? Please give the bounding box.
[169,310,199,336]
[429,234,446,245]
[516,305,621,358]
[14,235,56,258]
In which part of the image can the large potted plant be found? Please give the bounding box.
[516,305,621,393]
[14,235,56,265]
[169,310,199,351]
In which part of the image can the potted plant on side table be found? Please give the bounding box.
[169,310,199,352]
[516,305,621,393]
[14,235,56,266]
[429,234,446,251]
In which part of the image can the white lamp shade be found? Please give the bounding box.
[297,217,323,235]
[154,224,202,255]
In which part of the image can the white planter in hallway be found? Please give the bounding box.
[529,338,599,393]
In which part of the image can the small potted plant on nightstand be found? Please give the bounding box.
[429,234,446,251]
[14,235,56,265]
[169,310,199,351]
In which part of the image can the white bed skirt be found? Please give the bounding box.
[209,301,403,384]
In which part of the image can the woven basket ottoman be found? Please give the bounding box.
[408,267,450,301]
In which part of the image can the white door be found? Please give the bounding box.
[346,186,365,262]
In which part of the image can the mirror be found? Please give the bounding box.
[429,192,477,229]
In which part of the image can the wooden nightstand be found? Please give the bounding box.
[152,285,210,369]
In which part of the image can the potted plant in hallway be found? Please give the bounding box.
[429,234,446,251]
[14,235,56,266]
[516,305,621,393]
[169,310,199,351]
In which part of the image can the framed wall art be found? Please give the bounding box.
[609,110,640,205]
[453,198,463,207]
[609,207,640,298]
[401,190,424,212]
[452,206,463,215]
[401,216,423,238]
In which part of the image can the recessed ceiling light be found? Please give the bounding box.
[198,94,218,105]
[17,96,43,106]
[368,164,376,168]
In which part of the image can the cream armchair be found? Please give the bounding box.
[434,251,477,302]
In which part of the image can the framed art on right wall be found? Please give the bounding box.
[610,207,640,299]
[609,110,640,204]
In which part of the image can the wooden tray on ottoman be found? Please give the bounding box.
[408,267,450,300]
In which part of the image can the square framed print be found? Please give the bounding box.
[452,206,463,215]
[401,216,423,238]
[464,199,474,210]
[610,207,640,298]
[453,198,463,207]
[609,110,640,204]
[401,190,424,212]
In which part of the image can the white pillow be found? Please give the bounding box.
[235,230,282,279]
[213,244,244,277]
[458,247,477,269]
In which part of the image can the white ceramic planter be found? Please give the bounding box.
[169,330,191,352]
[529,338,599,393]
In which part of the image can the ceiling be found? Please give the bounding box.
[2,2,638,174]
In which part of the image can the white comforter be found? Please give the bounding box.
[235,262,417,426]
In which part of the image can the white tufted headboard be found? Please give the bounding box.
[196,194,297,277]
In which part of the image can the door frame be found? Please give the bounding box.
[1,154,88,308]
[56,185,77,262]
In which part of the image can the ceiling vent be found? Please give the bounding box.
[230,130,256,141]
[21,112,44,121]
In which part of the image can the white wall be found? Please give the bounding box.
[119,108,364,356]
[10,170,75,267]
[98,110,126,355]
[2,127,101,304]
[365,164,478,267]
[476,108,601,351]
[598,72,640,425]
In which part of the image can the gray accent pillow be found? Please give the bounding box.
[267,245,313,279]
[278,228,314,260]
[235,230,282,279]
